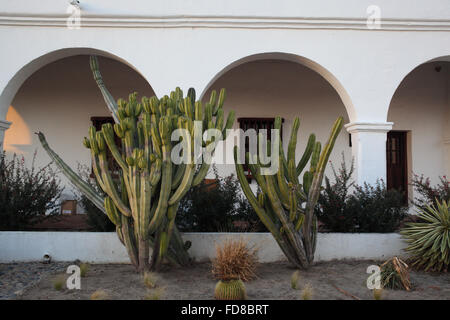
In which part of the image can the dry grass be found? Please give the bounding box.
[291,270,301,289]
[380,257,411,291]
[300,283,313,300]
[143,272,159,289]
[211,238,258,282]
[144,287,166,300]
[90,289,110,300]
[373,288,384,300]
[79,263,90,277]
[52,274,66,291]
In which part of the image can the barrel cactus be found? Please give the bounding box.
[37,56,235,272]
[214,279,247,300]
[234,116,343,269]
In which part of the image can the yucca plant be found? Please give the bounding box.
[401,199,450,272]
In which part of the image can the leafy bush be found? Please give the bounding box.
[176,167,265,232]
[0,151,63,230]
[75,164,115,232]
[401,200,450,272]
[315,154,355,232]
[316,154,407,233]
[410,174,449,209]
[346,181,408,232]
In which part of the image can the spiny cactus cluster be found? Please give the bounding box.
[214,279,247,300]
[234,116,343,269]
[38,56,235,272]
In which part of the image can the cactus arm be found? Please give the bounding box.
[97,151,132,217]
[89,56,119,123]
[138,173,152,240]
[104,197,122,226]
[234,146,279,235]
[120,215,139,268]
[191,162,210,187]
[303,116,343,259]
[264,173,308,266]
[169,123,195,202]
[171,163,186,189]
[247,159,268,195]
[148,145,172,234]
[222,110,236,139]
[276,157,290,202]
[287,117,300,164]
[169,163,195,204]
[296,134,316,175]
[101,123,128,174]
[36,131,105,211]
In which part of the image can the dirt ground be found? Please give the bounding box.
[16,260,450,300]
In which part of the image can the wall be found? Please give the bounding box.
[0,232,407,263]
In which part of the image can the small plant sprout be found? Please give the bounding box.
[291,270,301,289]
[301,283,314,300]
[144,287,166,300]
[90,289,110,300]
[373,288,384,300]
[79,262,90,277]
[143,271,159,289]
[52,275,65,291]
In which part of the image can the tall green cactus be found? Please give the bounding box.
[234,116,343,269]
[37,56,235,272]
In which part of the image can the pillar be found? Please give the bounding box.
[345,122,393,186]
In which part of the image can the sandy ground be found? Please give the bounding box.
[15,260,450,300]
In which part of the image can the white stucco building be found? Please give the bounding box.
[1,0,449,207]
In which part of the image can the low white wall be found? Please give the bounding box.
[0,232,407,264]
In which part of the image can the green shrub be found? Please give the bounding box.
[315,154,355,232]
[346,181,407,233]
[0,151,63,230]
[316,154,407,233]
[176,167,265,232]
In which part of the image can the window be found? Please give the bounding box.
[90,117,121,178]
[237,117,283,181]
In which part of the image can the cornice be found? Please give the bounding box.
[1,14,450,31]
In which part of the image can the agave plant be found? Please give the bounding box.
[400,199,450,272]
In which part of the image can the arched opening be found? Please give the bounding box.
[3,53,154,204]
[202,54,352,180]
[388,58,450,204]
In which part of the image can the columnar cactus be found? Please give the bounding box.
[234,116,343,269]
[37,56,235,272]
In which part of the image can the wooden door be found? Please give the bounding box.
[386,131,408,204]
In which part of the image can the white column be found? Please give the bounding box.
[345,122,393,186]
[0,119,12,151]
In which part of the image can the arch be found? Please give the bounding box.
[0,47,153,120]
[200,52,355,122]
[387,54,450,194]
[387,54,450,113]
